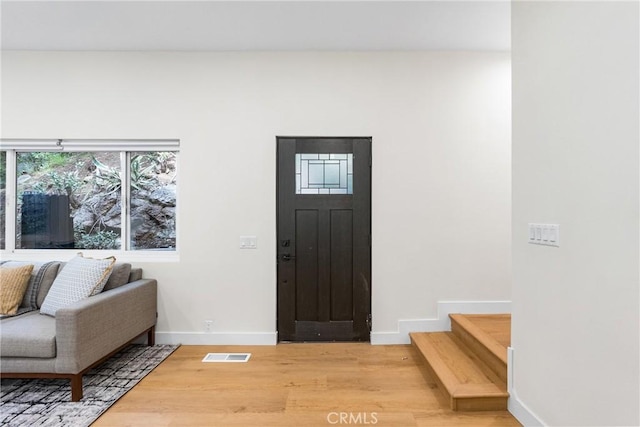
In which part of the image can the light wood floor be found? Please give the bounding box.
[94,344,521,427]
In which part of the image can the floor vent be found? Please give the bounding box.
[202,353,251,363]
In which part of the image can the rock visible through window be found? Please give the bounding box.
[129,152,177,250]
[13,151,177,251]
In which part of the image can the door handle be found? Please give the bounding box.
[282,253,296,261]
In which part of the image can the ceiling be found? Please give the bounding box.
[0,1,510,52]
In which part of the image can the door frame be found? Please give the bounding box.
[276,136,372,342]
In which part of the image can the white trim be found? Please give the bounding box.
[1,249,180,263]
[123,152,131,249]
[0,138,180,151]
[155,332,277,346]
[5,151,16,250]
[507,347,546,426]
[370,300,512,345]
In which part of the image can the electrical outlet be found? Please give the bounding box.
[204,320,213,333]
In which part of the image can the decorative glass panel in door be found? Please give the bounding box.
[295,153,353,194]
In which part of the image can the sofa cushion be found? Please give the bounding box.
[129,268,143,282]
[103,263,132,291]
[0,311,57,358]
[35,262,63,308]
[40,254,116,317]
[0,264,34,315]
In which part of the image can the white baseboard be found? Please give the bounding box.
[370,300,512,345]
[156,301,510,346]
[507,347,546,426]
[155,332,277,345]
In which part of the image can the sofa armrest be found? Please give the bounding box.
[54,279,157,374]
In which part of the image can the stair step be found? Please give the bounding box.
[449,313,509,384]
[410,331,508,411]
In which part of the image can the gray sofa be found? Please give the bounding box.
[0,261,157,401]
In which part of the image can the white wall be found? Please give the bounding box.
[1,51,511,343]
[511,2,639,426]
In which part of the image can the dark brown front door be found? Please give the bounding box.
[277,137,371,342]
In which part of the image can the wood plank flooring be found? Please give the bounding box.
[93,343,520,427]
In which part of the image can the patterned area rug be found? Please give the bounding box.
[1,344,179,427]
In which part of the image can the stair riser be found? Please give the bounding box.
[451,318,508,384]
[454,396,508,412]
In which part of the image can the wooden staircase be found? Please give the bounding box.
[410,314,510,411]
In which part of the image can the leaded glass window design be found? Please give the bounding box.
[295,153,353,194]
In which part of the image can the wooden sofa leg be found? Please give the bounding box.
[148,325,155,346]
[71,375,83,401]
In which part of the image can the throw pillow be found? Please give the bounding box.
[40,254,116,317]
[0,264,35,315]
[2,261,61,310]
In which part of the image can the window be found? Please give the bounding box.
[129,152,177,250]
[1,139,178,253]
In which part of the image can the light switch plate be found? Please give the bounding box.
[240,236,257,249]
[528,224,559,247]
